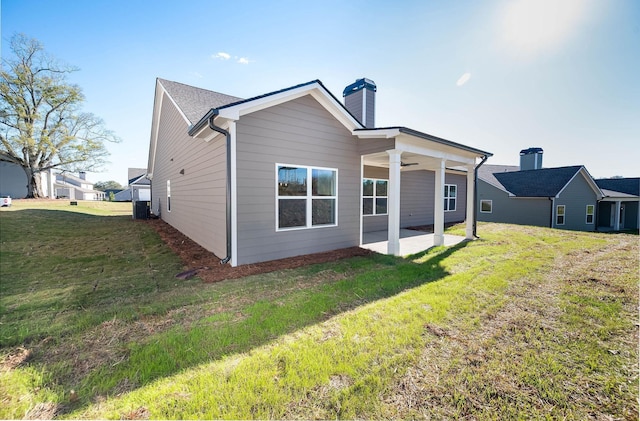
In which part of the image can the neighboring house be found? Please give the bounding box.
[477,148,605,231]
[55,172,105,201]
[0,160,54,198]
[594,178,639,231]
[112,168,151,203]
[148,77,492,266]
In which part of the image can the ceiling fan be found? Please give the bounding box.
[400,161,419,167]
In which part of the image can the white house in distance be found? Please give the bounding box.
[0,160,103,200]
[54,171,105,200]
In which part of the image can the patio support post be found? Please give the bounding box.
[614,200,621,231]
[465,164,474,240]
[387,149,402,256]
[434,158,445,246]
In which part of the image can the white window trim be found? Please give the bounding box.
[362,178,388,216]
[480,199,492,213]
[444,184,457,212]
[166,179,171,212]
[586,204,595,224]
[275,163,338,232]
[556,204,565,226]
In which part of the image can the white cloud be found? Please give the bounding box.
[213,52,231,60]
[456,72,471,87]
[237,57,250,65]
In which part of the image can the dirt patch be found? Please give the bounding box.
[24,402,59,420]
[1,346,32,371]
[144,218,373,283]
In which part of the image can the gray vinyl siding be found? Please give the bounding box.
[477,180,551,226]
[553,174,598,231]
[362,167,467,233]
[357,138,394,156]
[151,92,227,258]
[400,170,467,226]
[344,90,363,125]
[235,95,360,265]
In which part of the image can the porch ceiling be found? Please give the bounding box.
[363,151,470,171]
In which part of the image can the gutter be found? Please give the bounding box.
[207,111,232,265]
[473,154,490,238]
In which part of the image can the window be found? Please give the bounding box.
[444,184,457,211]
[480,199,492,213]
[362,178,388,216]
[166,180,171,212]
[556,205,565,225]
[586,204,594,224]
[277,164,337,230]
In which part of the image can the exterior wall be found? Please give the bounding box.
[477,180,551,226]
[400,170,467,227]
[362,166,467,233]
[362,166,388,232]
[553,173,598,231]
[0,161,28,198]
[151,91,227,258]
[622,201,639,229]
[235,95,360,265]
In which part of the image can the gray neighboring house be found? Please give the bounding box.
[477,148,604,231]
[148,77,492,266]
[594,178,639,231]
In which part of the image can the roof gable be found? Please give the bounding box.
[188,79,363,138]
[158,78,243,125]
[493,166,584,197]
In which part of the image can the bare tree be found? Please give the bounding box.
[0,34,119,197]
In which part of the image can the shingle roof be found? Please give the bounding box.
[595,178,639,196]
[477,164,519,191]
[158,78,243,124]
[493,166,583,197]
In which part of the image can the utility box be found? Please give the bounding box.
[134,201,150,220]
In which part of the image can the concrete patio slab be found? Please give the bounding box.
[361,229,467,256]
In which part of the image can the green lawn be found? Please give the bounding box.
[1,200,637,419]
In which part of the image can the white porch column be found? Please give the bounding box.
[434,159,445,246]
[614,200,621,231]
[387,149,402,256]
[465,164,475,240]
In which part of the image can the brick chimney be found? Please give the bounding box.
[343,78,376,128]
[519,147,543,171]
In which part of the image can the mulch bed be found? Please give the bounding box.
[144,218,374,283]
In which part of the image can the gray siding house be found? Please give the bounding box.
[148,78,492,266]
[477,148,604,231]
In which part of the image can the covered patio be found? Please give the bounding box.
[362,229,467,256]
[356,127,492,256]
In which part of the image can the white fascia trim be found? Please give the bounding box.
[149,80,192,175]
[216,83,362,131]
[229,121,238,267]
[157,80,191,125]
[556,167,603,200]
[355,128,401,139]
[395,137,477,165]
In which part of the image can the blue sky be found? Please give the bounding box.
[2,0,639,184]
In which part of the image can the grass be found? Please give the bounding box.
[1,200,637,419]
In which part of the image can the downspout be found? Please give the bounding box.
[208,112,232,265]
[473,154,490,238]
